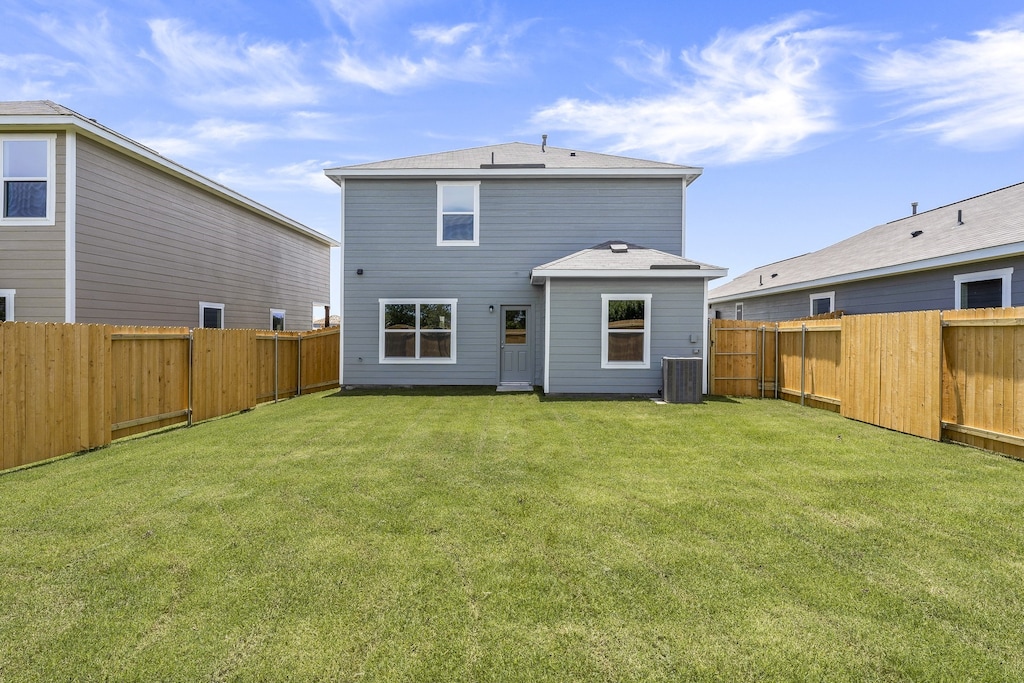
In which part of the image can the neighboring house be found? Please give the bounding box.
[325,141,726,395]
[709,181,1024,321]
[0,101,336,329]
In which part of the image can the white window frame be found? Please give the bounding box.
[735,302,744,321]
[809,291,835,316]
[954,268,1013,309]
[436,181,480,246]
[1,134,56,226]
[0,288,14,322]
[601,293,652,369]
[271,308,286,331]
[379,298,457,364]
[199,301,225,329]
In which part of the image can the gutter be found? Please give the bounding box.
[708,242,1024,305]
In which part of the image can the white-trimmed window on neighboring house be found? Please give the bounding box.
[735,302,743,321]
[200,302,224,329]
[380,299,457,363]
[271,309,286,331]
[954,268,1013,309]
[809,291,835,316]
[436,181,480,246]
[602,294,652,369]
[1,134,56,225]
[0,289,14,322]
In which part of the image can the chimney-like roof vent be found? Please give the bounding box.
[911,202,918,215]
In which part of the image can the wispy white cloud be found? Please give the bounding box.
[14,11,142,94]
[533,13,864,165]
[314,0,416,32]
[144,19,319,109]
[137,112,345,160]
[864,15,1024,149]
[328,18,526,92]
[0,53,76,100]
[214,160,340,195]
[412,23,478,45]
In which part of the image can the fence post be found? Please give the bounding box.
[297,334,302,397]
[800,323,807,406]
[187,329,194,426]
[274,332,279,403]
[774,324,779,399]
[759,325,765,398]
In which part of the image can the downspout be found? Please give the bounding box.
[543,277,551,394]
[701,277,709,395]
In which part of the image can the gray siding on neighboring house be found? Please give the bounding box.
[0,130,66,321]
[548,278,706,394]
[74,136,330,329]
[343,177,685,385]
[711,254,1024,321]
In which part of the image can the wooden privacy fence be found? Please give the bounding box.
[710,307,1024,460]
[1,323,339,472]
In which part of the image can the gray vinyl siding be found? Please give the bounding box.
[0,130,66,321]
[74,136,329,329]
[547,278,706,395]
[343,177,685,386]
[710,254,1024,321]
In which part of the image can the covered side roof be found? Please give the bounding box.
[0,100,338,247]
[710,181,1024,303]
[531,241,726,284]
[325,142,702,183]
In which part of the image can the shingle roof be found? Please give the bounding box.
[531,241,726,283]
[331,142,696,171]
[709,181,1024,302]
[0,100,79,116]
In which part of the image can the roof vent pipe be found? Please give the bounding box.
[541,134,547,152]
[957,209,963,225]
[911,202,918,215]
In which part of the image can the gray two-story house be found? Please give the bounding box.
[325,142,726,395]
[1,101,336,330]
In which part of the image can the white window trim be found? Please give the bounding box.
[199,301,225,329]
[1,133,57,226]
[809,291,835,316]
[0,288,14,322]
[379,298,457,364]
[735,302,744,321]
[954,268,1013,309]
[601,293,652,369]
[271,308,286,331]
[436,181,480,246]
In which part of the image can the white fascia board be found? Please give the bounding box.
[3,115,339,247]
[707,242,1024,305]
[531,268,727,285]
[325,167,703,182]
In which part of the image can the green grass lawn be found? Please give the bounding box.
[2,389,1023,681]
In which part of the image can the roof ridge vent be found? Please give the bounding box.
[610,243,629,253]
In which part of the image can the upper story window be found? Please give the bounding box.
[380,299,457,363]
[602,294,652,369]
[200,301,224,329]
[1,135,56,226]
[954,268,1012,309]
[437,181,479,246]
[735,302,744,320]
[809,291,835,316]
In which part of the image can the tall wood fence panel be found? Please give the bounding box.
[111,327,190,440]
[941,307,1024,459]
[710,308,1022,456]
[1,324,340,472]
[1,323,110,470]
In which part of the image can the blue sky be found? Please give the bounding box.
[4,0,1024,309]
